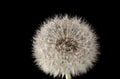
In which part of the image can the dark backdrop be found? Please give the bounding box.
[4,1,119,79]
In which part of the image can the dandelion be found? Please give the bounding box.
[32,15,99,79]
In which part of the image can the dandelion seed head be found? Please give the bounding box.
[32,15,99,77]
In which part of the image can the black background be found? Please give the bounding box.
[3,0,119,79]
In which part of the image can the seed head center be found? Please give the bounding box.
[56,38,78,53]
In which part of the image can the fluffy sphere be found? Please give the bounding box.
[32,15,99,77]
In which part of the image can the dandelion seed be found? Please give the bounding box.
[32,15,99,79]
